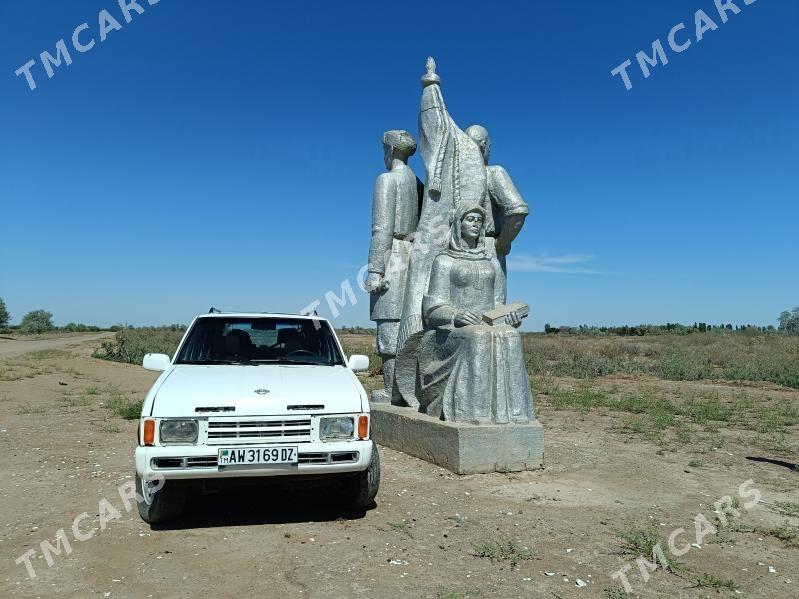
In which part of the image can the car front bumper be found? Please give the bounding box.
[135,439,373,481]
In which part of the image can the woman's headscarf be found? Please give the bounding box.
[446,203,487,260]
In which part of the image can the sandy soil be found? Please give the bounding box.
[0,336,796,598]
[0,334,113,357]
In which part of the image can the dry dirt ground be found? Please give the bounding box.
[0,334,111,358]
[1,336,797,599]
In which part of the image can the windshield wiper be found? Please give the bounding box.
[250,358,334,366]
[179,359,257,365]
[181,358,336,366]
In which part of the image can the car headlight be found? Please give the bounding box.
[319,416,354,441]
[159,419,198,444]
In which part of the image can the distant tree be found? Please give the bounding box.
[778,307,799,333]
[19,310,54,334]
[0,298,9,328]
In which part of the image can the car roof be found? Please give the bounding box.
[195,312,330,323]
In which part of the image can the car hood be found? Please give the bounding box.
[150,364,365,417]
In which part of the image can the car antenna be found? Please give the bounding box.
[208,306,222,314]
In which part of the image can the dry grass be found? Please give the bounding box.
[617,525,681,571]
[694,573,739,592]
[90,327,799,389]
[523,330,799,388]
[0,357,56,381]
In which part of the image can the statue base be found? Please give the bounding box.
[369,403,544,475]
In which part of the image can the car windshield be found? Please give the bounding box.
[175,317,345,366]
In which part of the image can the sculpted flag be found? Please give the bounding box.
[396,57,489,350]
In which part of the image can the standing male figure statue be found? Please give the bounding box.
[365,130,421,403]
[464,124,529,303]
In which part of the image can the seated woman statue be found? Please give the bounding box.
[418,203,534,424]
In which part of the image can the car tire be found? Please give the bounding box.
[344,444,380,509]
[135,473,187,524]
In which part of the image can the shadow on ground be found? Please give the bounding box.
[745,456,798,472]
[152,484,372,530]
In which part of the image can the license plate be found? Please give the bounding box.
[217,446,298,466]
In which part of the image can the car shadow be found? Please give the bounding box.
[151,484,373,530]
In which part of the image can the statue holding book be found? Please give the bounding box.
[415,203,534,423]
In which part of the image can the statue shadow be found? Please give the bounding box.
[151,483,372,530]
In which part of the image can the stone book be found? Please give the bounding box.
[481,301,530,326]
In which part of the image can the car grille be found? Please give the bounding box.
[187,456,218,468]
[151,452,358,469]
[206,418,312,445]
[152,456,218,469]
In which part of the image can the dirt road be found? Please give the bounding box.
[0,337,796,598]
[0,333,112,357]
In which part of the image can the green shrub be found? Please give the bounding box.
[654,350,712,381]
[19,310,54,334]
[106,396,143,419]
[472,537,532,567]
[618,526,680,571]
[0,298,9,328]
[93,327,185,365]
[694,573,739,591]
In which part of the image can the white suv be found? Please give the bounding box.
[134,312,379,523]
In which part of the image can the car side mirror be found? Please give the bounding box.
[142,353,171,372]
[347,354,369,372]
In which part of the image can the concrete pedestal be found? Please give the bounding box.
[369,403,544,475]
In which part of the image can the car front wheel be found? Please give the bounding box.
[343,444,380,509]
[135,473,187,524]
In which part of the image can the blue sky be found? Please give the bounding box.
[1,0,796,330]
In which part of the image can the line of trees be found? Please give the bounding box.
[4,294,797,336]
[0,298,104,335]
[545,321,782,336]
[544,307,798,335]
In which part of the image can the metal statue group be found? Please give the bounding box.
[366,58,534,425]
